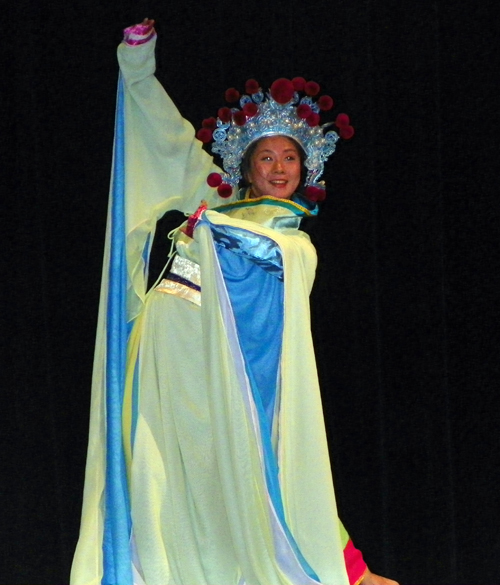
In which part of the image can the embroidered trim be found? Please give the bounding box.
[164,272,201,292]
[154,256,201,306]
[171,255,201,286]
[214,195,313,216]
[155,279,201,306]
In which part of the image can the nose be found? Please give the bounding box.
[273,160,284,173]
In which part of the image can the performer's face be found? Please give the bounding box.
[247,136,301,200]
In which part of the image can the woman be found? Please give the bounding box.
[71,19,399,585]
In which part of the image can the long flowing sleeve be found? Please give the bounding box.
[117,35,233,315]
[71,36,231,585]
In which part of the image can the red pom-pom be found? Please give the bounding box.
[233,111,247,126]
[225,87,240,103]
[217,183,233,198]
[335,113,350,128]
[306,112,320,127]
[304,81,320,96]
[292,76,306,91]
[245,79,260,94]
[296,104,312,119]
[196,127,213,143]
[305,185,326,202]
[318,95,334,111]
[339,125,355,139]
[207,172,223,188]
[243,102,258,117]
[202,117,217,129]
[218,107,232,123]
[270,78,295,104]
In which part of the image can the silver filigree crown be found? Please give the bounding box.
[198,78,354,200]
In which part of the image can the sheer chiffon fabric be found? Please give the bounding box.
[71,34,359,585]
[124,212,349,585]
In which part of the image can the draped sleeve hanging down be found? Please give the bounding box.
[70,33,367,585]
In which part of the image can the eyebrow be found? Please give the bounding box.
[256,148,298,154]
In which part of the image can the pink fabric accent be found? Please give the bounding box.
[344,539,368,585]
[185,202,208,238]
[123,37,154,47]
[123,23,155,46]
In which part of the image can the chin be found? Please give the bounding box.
[269,190,294,199]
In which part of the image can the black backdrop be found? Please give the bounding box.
[1,0,499,583]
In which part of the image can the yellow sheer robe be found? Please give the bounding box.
[71,36,349,585]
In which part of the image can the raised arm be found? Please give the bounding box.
[117,20,226,236]
[115,21,233,312]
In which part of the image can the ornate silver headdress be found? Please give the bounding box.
[197,77,354,201]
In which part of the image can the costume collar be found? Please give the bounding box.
[214,193,318,217]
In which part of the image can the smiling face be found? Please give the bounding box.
[246,136,302,200]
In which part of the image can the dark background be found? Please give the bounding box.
[1,0,499,583]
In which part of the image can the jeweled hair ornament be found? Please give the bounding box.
[197,77,354,201]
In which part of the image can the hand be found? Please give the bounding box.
[360,569,399,585]
[139,17,155,32]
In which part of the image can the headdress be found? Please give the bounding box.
[197,77,354,201]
